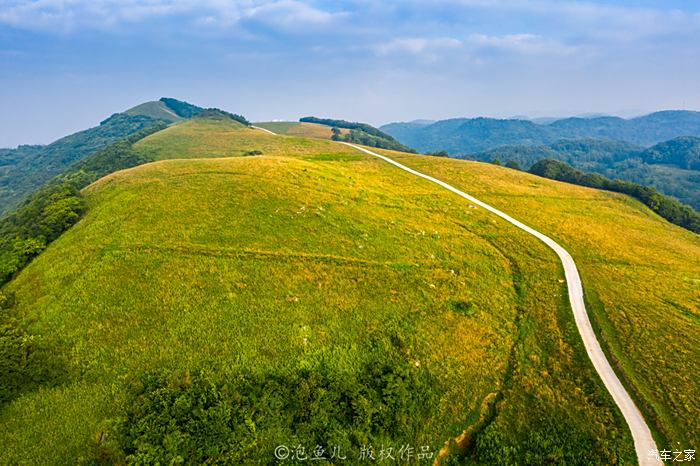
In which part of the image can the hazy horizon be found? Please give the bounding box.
[2,96,696,148]
[2,0,700,147]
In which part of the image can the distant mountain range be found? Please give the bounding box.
[380,111,700,154]
[0,98,203,214]
[381,111,700,210]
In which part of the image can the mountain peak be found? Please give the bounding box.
[124,98,204,123]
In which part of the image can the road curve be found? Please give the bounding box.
[340,142,660,466]
[250,125,278,135]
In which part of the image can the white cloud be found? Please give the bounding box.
[246,0,339,26]
[373,33,577,62]
[374,37,462,56]
[442,0,700,41]
[467,33,578,56]
[0,0,343,32]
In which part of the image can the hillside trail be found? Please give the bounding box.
[340,142,661,466]
[250,125,278,135]
[252,127,661,465]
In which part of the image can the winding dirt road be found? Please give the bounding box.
[339,142,661,466]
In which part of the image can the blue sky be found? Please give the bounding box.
[1,0,699,147]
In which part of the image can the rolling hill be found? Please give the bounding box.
[380,111,700,154]
[253,121,350,139]
[0,98,204,215]
[0,115,698,464]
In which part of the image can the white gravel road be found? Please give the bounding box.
[340,142,661,466]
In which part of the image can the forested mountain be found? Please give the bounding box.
[0,98,203,214]
[640,136,700,170]
[381,110,700,154]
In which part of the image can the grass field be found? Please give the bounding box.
[134,119,354,161]
[372,148,700,449]
[0,119,642,464]
[254,121,350,139]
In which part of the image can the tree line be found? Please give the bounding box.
[301,117,416,152]
[0,123,167,286]
[529,158,700,234]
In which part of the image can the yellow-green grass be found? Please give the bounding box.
[134,118,356,161]
[0,127,635,463]
[373,148,700,448]
[254,121,350,139]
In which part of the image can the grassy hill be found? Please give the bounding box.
[0,117,697,463]
[0,98,203,215]
[124,101,183,123]
[370,147,700,450]
[254,121,350,139]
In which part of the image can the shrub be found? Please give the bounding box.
[0,292,67,404]
[95,355,440,464]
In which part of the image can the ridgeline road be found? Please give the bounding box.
[340,142,661,466]
[250,125,278,135]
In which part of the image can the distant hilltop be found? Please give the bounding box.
[381,110,700,154]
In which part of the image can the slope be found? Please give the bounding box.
[0,98,203,215]
[253,121,350,139]
[0,119,639,464]
[370,147,700,450]
[471,138,700,210]
[344,142,659,465]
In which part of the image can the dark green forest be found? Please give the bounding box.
[90,348,440,464]
[380,110,700,153]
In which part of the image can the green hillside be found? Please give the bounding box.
[0,118,659,464]
[0,98,203,215]
[470,139,700,210]
[0,114,161,215]
[254,121,351,139]
[371,147,700,450]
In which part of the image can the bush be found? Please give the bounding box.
[194,108,250,126]
[300,117,416,153]
[159,98,203,118]
[95,355,440,464]
[0,292,67,404]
